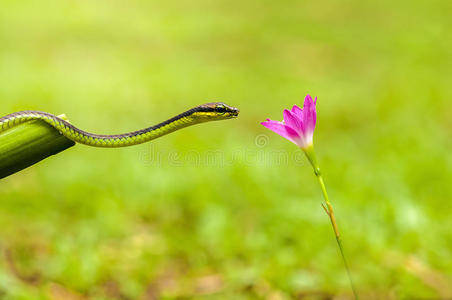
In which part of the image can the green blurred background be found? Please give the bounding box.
[0,0,451,299]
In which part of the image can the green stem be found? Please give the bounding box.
[304,146,358,299]
[0,114,75,179]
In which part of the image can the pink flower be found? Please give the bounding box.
[261,94,317,149]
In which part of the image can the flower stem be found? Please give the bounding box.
[303,147,358,299]
[317,175,358,299]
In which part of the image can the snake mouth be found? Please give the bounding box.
[231,108,240,117]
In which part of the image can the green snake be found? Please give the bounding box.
[0,103,239,147]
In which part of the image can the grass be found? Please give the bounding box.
[0,0,451,299]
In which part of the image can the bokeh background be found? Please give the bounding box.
[0,0,451,299]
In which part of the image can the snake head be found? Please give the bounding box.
[194,102,240,121]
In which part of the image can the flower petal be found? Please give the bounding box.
[302,95,317,138]
[261,119,301,144]
[291,105,303,119]
[283,109,304,133]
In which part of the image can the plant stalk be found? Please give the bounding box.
[0,114,75,179]
[303,146,358,299]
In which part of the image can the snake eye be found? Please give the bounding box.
[216,104,226,114]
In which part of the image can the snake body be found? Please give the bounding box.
[0,103,239,148]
